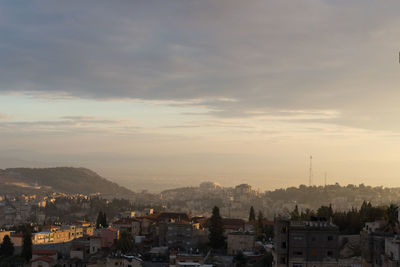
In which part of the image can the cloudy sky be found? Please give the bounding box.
[1,1,400,191]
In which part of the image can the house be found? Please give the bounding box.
[222,218,245,235]
[31,249,58,267]
[10,233,23,246]
[227,232,255,255]
[112,217,141,237]
[95,227,119,248]
[31,256,57,267]
[106,255,143,267]
[156,212,190,223]
[89,236,102,254]
[169,252,209,267]
[70,244,86,260]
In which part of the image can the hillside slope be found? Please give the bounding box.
[0,167,134,196]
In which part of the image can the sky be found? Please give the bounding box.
[1,1,400,192]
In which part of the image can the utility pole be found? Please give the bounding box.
[309,155,313,187]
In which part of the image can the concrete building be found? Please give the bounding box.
[112,217,141,237]
[227,232,255,255]
[360,221,392,267]
[274,217,340,267]
[95,227,119,248]
[159,221,194,249]
[382,236,400,267]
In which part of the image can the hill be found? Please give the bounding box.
[0,167,135,197]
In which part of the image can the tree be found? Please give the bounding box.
[386,204,398,229]
[96,211,103,228]
[234,251,248,267]
[208,206,225,250]
[255,211,264,240]
[254,252,273,267]
[317,204,333,220]
[0,235,14,257]
[290,205,300,220]
[102,212,108,228]
[21,229,32,262]
[115,231,134,253]
[96,211,108,228]
[249,206,256,222]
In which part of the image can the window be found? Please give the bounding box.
[327,235,333,241]
[294,251,303,256]
[327,251,333,257]
[311,236,316,241]
[280,257,286,264]
[311,250,317,257]
[281,226,287,233]
[282,241,287,248]
[293,236,303,241]
[293,264,302,267]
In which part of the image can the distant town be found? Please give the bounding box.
[1,168,400,266]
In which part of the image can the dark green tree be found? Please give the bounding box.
[96,211,103,228]
[115,231,134,253]
[234,251,248,267]
[255,211,264,240]
[254,252,273,267]
[290,205,300,220]
[249,206,256,222]
[386,204,398,228]
[208,206,225,250]
[317,204,333,220]
[21,229,32,262]
[0,235,14,257]
[102,212,108,228]
[96,211,108,228]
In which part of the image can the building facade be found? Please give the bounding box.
[274,217,340,267]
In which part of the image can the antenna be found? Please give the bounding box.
[309,155,313,187]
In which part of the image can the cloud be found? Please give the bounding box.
[0,115,138,135]
[0,113,11,119]
[0,1,399,130]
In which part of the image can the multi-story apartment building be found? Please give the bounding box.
[158,221,194,249]
[274,217,339,267]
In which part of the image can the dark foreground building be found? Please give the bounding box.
[274,217,339,267]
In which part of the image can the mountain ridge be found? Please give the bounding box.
[0,167,135,197]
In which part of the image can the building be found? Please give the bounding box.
[0,230,14,242]
[227,232,255,255]
[112,217,141,237]
[382,236,400,267]
[159,221,194,249]
[106,255,143,267]
[361,221,392,267]
[33,231,55,244]
[274,217,340,267]
[169,252,211,267]
[222,218,245,235]
[31,250,58,267]
[95,227,119,248]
